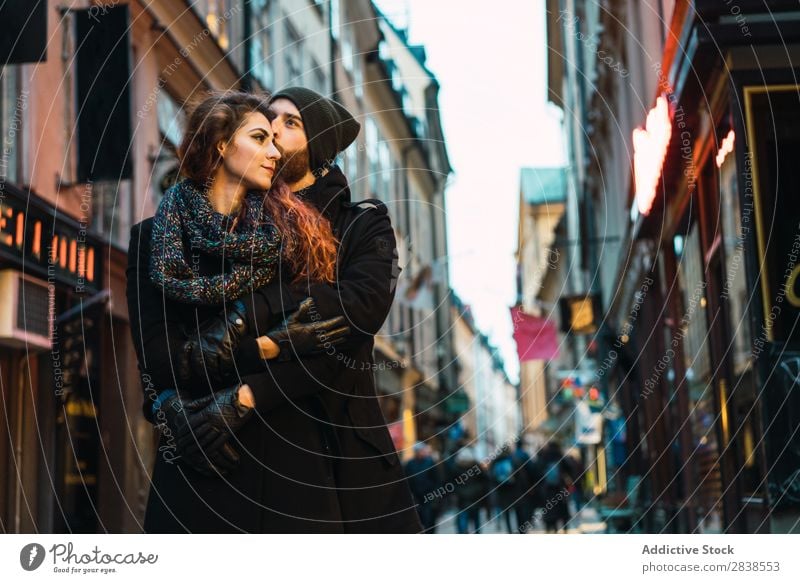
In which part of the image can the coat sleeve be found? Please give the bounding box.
[126,221,188,423]
[241,353,346,415]
[239,205,400,349]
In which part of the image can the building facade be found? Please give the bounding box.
[547,0,800,533]
[451,292,520,461]
[0,0,453,532]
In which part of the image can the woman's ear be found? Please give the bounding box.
[217,140,227,157]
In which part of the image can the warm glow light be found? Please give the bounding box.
[87,248,95,282]
[69,240,77,273]
[633,95,672,216]
[0,206,12,246]
[716,129,735,168]
[59,237,67,269]
[77,245,85,278]
[15,212,23,247]
[32,221,41,257]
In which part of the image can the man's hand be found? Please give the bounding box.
[182,300,248,387]
[262,298,350,361]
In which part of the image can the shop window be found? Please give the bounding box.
[744,85,800,511]
[676,221,723,532]
[746,89,800,345]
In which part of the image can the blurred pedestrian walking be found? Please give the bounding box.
[539,441,572,533]
[490,445,521,533]
[452,445,488,534]
[404,442,443,533]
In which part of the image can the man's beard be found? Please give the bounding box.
[275,144,310,185]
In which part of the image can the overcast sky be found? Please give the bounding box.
[375,0,566,382]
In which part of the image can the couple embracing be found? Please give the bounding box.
[126,88,422,533]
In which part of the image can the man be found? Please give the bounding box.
[136,88,419,533]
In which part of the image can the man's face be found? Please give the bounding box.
[269,97,311,184]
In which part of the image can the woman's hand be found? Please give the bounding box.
[256,336,280,360]
[237,384,256,408]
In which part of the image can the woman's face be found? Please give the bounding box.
[217,112,281,191]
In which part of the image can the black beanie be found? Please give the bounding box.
[270,87,361,174]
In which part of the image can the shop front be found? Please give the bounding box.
[618,3,800,533]
[0,181,148,533]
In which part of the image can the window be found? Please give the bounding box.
[251,0,274,89]
[0,66,21,184]
[308,58,326,95]
[201,0,233,50]
[341,29,354,73]
[378,141,392,201]
[285,21,303,84]
[352,51,363,99]
[91,179,132,247]
[331,0,340,41]
[365,118,379,194]
[157,92,183,148]
[342,141,359,197]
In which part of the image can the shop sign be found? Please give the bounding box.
[558,293,600,334]
[633,95,672,216]
[0,183,100,292]
[575,401,603,445]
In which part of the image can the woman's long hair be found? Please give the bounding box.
[177,90,337,284]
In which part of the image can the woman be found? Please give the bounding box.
[127,91,420,533]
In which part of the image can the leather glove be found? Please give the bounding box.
[175,386,254,467]
[159,390,241,476]
[266,298,351,362]
[181,299,248,388]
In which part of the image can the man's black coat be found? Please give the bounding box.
[126,167,420,533]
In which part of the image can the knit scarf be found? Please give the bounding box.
[149,179,281,305]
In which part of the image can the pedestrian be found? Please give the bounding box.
[490,445,521,533]
[511,439,538,532]
[404,442,442,533]
[452,445,487,534]
[539,441,572,533]
[127,89,421,533]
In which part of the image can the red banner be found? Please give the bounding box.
[510,306,560,362]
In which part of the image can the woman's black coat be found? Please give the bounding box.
[126,167,420,533]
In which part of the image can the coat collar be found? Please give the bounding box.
[295,165,350,224]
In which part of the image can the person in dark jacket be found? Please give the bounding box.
[538,441,573,533]
[404,442,442,533]
[490,445,521,533]
[452,445,488,534]
[127,89,420,533]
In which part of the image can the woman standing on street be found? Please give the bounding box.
[126,90,421,533]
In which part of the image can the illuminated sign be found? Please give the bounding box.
[633,95,672,216]
[559,293,600,335]
[0,183,100,292]
[715,129,735,168]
